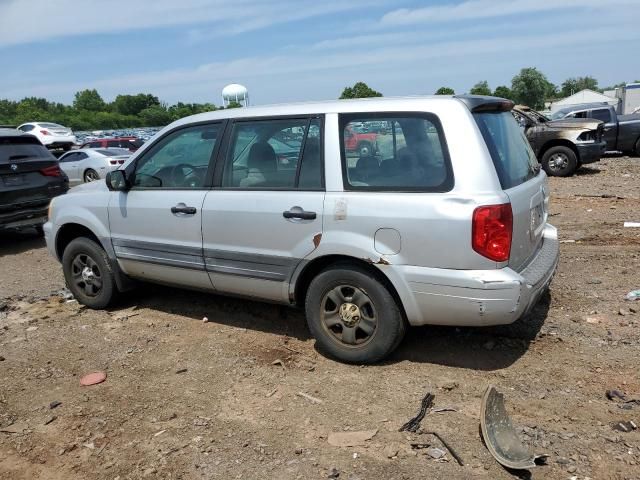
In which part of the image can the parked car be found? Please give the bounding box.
[58,148,131,184]
[550,103,640,155]
[343,125,378,156]
[16,122,77,150]
[1,129,68,234]
[513,106,606,177]
[44,96,559,363]
[80,137,144,152]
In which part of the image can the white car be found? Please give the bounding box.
[17,122,77,150]
[58,148,130,184]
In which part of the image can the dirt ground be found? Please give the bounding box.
[1,155,640,480]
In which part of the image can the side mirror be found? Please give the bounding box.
[106,170,129,191]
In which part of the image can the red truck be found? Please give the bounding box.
[344,126,378,156]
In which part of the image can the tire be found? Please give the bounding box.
[63,145,72,152]
[34,224,44,236]
[635,137,640,157]
[62,237,117,309]
[305,264,406,364]
[357,142,373,157]
[84,169,99,183]
[541,146,578,177]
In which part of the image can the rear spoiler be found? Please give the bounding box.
[455,95,515,113]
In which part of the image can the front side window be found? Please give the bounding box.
[222,117,322,190]
[474,111,539,189]
[340,114,452,191]
[131,123,219,189]
[591,109,611,123]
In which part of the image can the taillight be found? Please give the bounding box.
[40,165,62,177]
[472,203,513,262]
[109,160,118,165]
[40,129,51,136]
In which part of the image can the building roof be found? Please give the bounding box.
[551,89,618,112]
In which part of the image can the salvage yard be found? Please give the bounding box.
[1,156,640,480]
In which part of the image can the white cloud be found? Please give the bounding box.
[0,0,376,47]
[380,0,639,26]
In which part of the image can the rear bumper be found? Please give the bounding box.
[576,141,606,164]
[387,224,559,327]
[43,136,76,148]
[0,205,48,230]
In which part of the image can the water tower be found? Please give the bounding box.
[222,84,249,107]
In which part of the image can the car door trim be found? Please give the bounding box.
[112,238,205,271]
[204,248,299,282]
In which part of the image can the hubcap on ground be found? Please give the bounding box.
[71,253,102,297]
[320,285,377,346]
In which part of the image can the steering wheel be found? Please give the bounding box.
[169,163,201,187]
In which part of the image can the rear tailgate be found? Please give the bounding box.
[0,135,68,211]
[473,110,547,270]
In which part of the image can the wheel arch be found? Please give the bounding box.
[55,223,103,260]
[292,254,407,322]
[539,139,579,159]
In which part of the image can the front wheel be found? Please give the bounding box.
[357,142,373,157]
[62,237,117,309]
[305,265,406,364]
[634,137,640,157]
[84,169,99,182]
[541,146,578,177]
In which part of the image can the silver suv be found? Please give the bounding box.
[44,96,559,363]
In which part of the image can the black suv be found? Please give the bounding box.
[0,129,68,234]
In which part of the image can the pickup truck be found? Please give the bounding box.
[513,106,606,177]
[343,126,378,156]
[550,103,640,155]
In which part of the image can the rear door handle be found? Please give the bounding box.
[171,204,197,215]
[283,209,316,220]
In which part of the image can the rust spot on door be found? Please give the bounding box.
[313,233,322,248]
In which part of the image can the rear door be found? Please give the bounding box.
[474,111,547,270]
[201,116,324,302]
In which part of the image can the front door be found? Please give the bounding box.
[202,116,324,302]
[108,122,223,290]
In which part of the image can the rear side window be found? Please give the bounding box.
[474,112,539,189]
[591,109,611,123]
[339,113,453,192]
[0,137,55,163]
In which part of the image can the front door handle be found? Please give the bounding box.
[171,204,197,215]
[283,209,316,220]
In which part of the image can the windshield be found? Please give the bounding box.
[550,109,573,120]
[474,112,539,189]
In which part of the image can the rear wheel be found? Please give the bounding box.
[541,146,578,177]
[84,169,99,182]
[305,265,406,363]
[635,137,640,157]
[62,237,117,309]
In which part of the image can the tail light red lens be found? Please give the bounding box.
[40,129,51,135]
[110,160,118,165]
[472,203,513,262]
[40,165,62,177]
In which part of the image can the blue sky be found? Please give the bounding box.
[1,0,639,105]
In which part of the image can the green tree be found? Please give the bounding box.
[435,87,455,95]
[225,101,243,109]
[112,93,161,116]
[560,76,599,97]
[470,81,491,96]
[139,105,172,126]
[73,89,105,112]
[339,82,383,99]
[493,85,513,100]
[511,68,551,109]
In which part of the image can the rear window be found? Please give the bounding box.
[0,137,55,163]
[339,113,453,192]
[474,112,539,189]
[38,123,63,128]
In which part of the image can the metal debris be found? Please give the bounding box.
[399,392,434,433]
[480,385,545,470]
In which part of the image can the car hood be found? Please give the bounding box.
[69,178,109,194]
[544,118,603,130]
